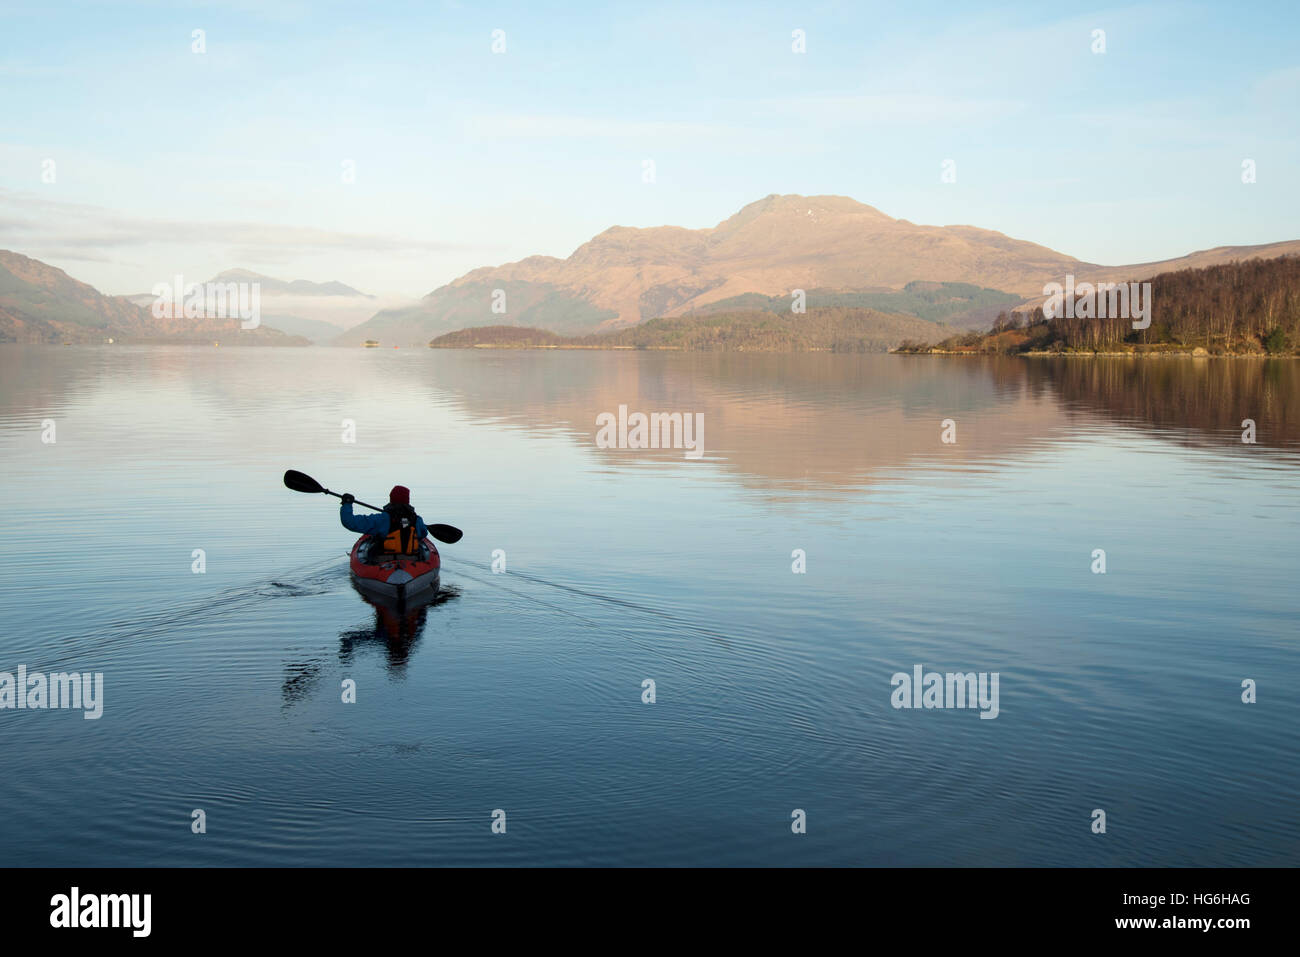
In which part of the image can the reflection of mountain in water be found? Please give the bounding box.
[5,347,1296,500]
[387,351,1072,489]
[403,352,1300,489]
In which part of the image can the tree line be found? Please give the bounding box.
[897,255,1300,355]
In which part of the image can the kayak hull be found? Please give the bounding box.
[349,535,441,606]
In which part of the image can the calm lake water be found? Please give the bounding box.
[0,346,1296,866]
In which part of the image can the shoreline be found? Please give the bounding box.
[6,341,1296,358]
[897,349,1297,358]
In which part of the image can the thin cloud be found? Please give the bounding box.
[0,189,469,257]
[19,247,119,264]
[1251,65,1300,106]
[757,92,1028,127]
[465,113,745,140]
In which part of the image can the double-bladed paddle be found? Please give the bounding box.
[283,469,463,544]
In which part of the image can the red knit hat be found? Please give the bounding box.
[389,485,410,505]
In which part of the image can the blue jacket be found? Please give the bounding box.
[340,502,429,540]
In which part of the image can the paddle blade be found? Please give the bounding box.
[284,469,325,494]
[428,523,463,545]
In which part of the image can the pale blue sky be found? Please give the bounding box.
[1,0,1297,297]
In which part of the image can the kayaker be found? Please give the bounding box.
[340,485,430,557]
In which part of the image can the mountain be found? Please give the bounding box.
[690,281,1023,330]
[123,268,396,337]
[335,194,1079,344]
[203,269,414,332]
[208,269,372,298]
[257,313,348,343]
[1,251,154,342]
[0,251,308,345]
[338,194,1300,346]
[333,279,618,345]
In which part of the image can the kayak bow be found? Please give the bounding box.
[349,535,441,606]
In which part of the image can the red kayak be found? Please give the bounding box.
[349,535,441,606]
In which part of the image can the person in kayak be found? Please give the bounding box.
[340,485,430,557]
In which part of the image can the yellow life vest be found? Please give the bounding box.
[376,505,420,555]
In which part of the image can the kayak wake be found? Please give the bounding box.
[21,548,733,676]
[450,557,733,648]
[22,554,349,673]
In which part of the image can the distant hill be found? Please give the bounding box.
[189,269,410,332]
[125,270,379,338]
[333,279,617,346]
[428,307,947,353]
[691,281,1022,329]
[0,251,309,345]
[209,269,372,298]
[258,313,347,343]
[124,269,384,337]
[342,193,1300,345]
